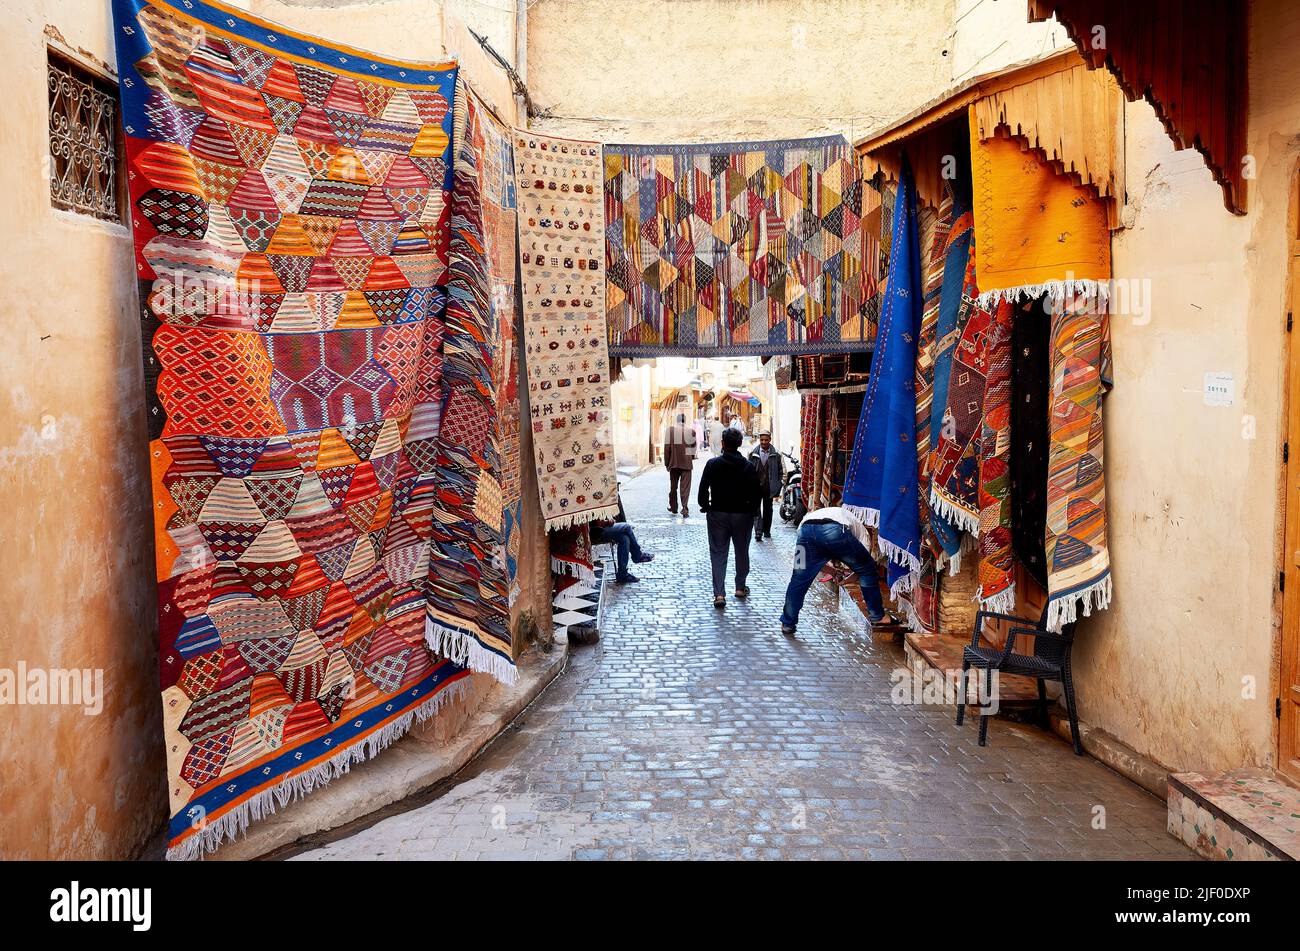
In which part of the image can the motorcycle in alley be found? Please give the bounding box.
[779,451,806,524]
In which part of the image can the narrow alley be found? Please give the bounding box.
[294,462,1190,861]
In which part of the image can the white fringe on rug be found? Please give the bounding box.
[976,584,1017,615]
[975,278,1110,312]
[899,595,926,634]
[166,676,471,861]
[550,556,596,584]
[878,536,921,574]
[929,487,980,536]
[1045,574,1112,632]
[543,502,622,533]
[942,532,977,576]
[889,568,918,601]
[425,620,519,685]
[842,503,881,528]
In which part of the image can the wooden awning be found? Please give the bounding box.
[856,50,1125,226]
[1028,0,1248,215]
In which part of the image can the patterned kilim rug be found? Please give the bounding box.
[1045,298,1112,630]
[113,0,471,859]
[843,161,922,597]
[929,246,993,537]
[467,91,523,601]
[423,81,515,685]
[975,299,1016,613]
[516,130,619,530]
[603,136,868,356]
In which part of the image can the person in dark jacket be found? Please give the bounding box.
[590,500,654,583]
[663,411,696,518]
[747,429,785,541]
[697,427,760,608]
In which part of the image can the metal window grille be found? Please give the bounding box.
[47,48,125,223]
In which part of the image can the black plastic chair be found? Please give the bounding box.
[955,609,1083,755]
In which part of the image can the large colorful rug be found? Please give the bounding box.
[516,130,619,530]
[112,0,470,859]
[603,136,868,356]
[843,162,922,596]
[1045,298,1113,631]
[423,81,515,685]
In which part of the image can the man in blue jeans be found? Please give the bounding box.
[590,501,654,583]
[780,503,886,635]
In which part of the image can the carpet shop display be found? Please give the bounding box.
[516,130,620,530]
[843,161,922,597]
[113,0,478,859]
[967,114,1114,629]
[604,136,868,356]
[423,81,515,685]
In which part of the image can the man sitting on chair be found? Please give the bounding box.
[590,500,655,584]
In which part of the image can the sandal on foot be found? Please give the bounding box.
[734,586,750,600]
[713,595,726,609]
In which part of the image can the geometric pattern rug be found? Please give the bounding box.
[604,136,869,357]
[112,0,467,860]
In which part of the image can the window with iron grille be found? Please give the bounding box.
[47,47,126,224]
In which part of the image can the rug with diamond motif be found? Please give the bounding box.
[603,136,868,357]
[112,0,471,860]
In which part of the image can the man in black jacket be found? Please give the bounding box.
[747,429,785,541]
[697,427,760,608]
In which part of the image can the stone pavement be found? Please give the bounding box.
[293,459,1191,861]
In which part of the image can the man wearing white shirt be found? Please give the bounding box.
[779,501,885,636]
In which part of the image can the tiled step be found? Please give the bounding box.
[1168,768,1300,861]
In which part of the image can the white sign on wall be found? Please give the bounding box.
[1203,371,1234,407]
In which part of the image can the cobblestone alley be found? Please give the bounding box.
[295,460,1191,861]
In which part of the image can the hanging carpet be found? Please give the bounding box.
[603,136,868,357]
[516,130,619,530]
[112,0,469,859]
[424,81,516,685]
[843,160,922,596]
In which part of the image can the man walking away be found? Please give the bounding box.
[663,411,695,518]
[697,427,760,609]
[708,414,725,458]
[748,429,784,541]
[779,501,886,635]
[590,500,655,584]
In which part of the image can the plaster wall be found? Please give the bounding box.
[527,0,955,143]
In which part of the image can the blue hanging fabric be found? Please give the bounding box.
[843,160,923,596]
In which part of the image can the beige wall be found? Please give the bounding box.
[528,0,954,143]
[0,0,526,860]
[947,0,1296,774]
